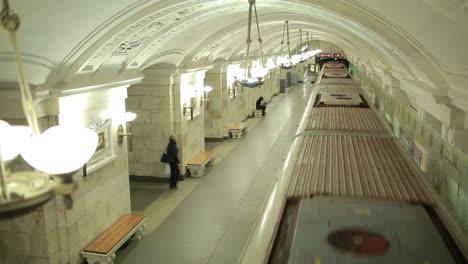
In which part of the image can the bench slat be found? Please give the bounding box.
[187,151,215,165]
[83,214,146,254]
[230,122,247,130]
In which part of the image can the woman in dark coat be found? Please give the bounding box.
[166,135,181,189]
[256,96,267,116]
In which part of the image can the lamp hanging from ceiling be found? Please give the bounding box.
[295,30,323,63]
[297,29,308,63]
[238,0,267,88]
[278,21,294,70]
[0,0,98,217]
[291,29,312,64]
[304,32,323,59]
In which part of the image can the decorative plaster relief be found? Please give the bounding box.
[79,0,209,73]
[130,6,238,69]
[193,27,245,62]
[110,6,203,58]
[112,22,165,56]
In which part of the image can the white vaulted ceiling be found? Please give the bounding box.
[0,0,467,109]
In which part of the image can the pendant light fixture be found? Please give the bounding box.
[238,0,268,88]
[0,0,98,217]
[278,21,294,70]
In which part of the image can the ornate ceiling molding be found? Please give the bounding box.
[78,1,207,73]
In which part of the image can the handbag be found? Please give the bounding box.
[160,152,169,163]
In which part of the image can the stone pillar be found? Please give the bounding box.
[127,64,177,179]
[205,65,227,140]
[226,65,252,126]
[420,109,443,134]
[384,71,410,105]
[0,90,60,263]
[1,86,132,264]
[179,69,208,169]
[296,63,305,82]
[263,67,280,98]
[441,105,468,152]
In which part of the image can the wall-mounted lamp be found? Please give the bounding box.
[229,83,238,99]
[117,112,137,144]
[183,101,195,120]
[200,86,213,108]
[203,85,213,97]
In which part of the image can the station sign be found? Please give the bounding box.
[320,53,332,58]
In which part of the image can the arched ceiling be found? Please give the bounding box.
[0,0,467,108]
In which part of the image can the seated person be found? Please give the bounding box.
[256,96,267,116]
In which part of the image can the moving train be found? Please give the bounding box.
[239,61,467,263]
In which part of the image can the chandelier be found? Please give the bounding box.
[238,0,268,88]
[0,0,98,217]
[278,21,294,70]
[290,29,322,65]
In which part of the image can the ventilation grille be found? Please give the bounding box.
[314,93,369,108]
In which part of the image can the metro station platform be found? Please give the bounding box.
[117,82,312,264]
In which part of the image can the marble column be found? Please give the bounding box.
[204,65,228,140]
[126,64,179,179]
[383,71,410,105]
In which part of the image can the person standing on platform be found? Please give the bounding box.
[256,96,267,116]
[167,135,181,189]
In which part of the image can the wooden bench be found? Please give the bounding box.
[186,151,216,177]
[229,122,248,138]
[81,214,147,264]
[253,109,263,118]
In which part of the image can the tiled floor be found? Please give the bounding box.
[117,80,313,264]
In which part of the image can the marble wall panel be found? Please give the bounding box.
[0,218,13,231]
[128,85,151,96]
[46,229,60,257]
[141,96,162,109]
[0,254,49,264]
[30,233,48,257]
[128,67,176,178]
[204,72,225,139]
[0,231,32,255]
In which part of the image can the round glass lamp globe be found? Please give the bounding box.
[123,112,137,122]
[231,68,246,79]
[266,59,276,70]
[250,66,269,78]
[203,86,213,93]
[21,126,98,175]
[0,120,32,161]
[277,55,289,65]
[290,54,302,64]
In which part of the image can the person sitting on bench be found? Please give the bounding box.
[256,96,267,116]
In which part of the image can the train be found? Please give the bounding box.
[239,61,468,263]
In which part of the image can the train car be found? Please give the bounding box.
[239,62,467,263]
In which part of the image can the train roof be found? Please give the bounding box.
[270,198,458,264]
[286,134,434,205]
